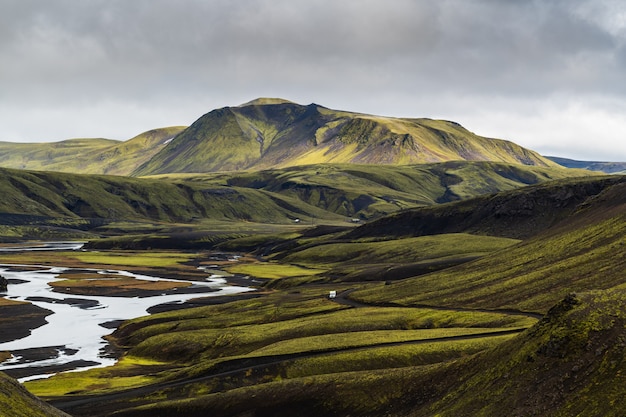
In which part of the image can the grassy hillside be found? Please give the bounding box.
[0,99,564,178]
[0,167,351,223]
[14,173,625,417]
[0,162,590,243]
[0,372,69,417]
[0,127,185,176]
[350,177,626,313]
[344,174,623,240]
[154,162,592,220]
[411,288,626,416]
[132,99,558,175]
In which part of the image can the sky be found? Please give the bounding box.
[2,0,626,161]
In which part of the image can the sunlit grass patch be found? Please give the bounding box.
[126,306,536,363]
[68,251,195,268]
[282,234,520,266]
[224,262,327,279]
[25,356,171,397]
[282,333,517,378]
[249,328,520,356]
[49,276,191,292]
[0,250,195,270]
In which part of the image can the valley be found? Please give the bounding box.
[0,99,624,416]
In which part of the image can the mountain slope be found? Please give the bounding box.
[39,174,626,417]
[0,162,591,242]
[132,99,557,175]
[420,288,626,416]
[0,372,69,417]
[351,175,626,313]
[139,161,591,220]
[0,127,185,176]
[345,174,622,240]
[0,167,343,228]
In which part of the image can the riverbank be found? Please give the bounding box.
[0,299,52,344]
[0,258,254,381]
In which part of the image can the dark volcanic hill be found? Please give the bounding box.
[132,98,556,175]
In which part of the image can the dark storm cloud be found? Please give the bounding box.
[1,0,625,160]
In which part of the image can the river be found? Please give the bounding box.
[0,243,252,382]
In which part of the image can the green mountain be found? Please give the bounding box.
[344,174,623,240]
[133,99,557,175]
[0,127,185,176]
[0,99,562,177]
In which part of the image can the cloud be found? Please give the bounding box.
[1,0,625,160]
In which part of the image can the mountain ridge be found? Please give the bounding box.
[133,100,556,175]
[0,99,557,176]
[547,156,626,174]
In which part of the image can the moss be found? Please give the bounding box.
[0,372,70,417]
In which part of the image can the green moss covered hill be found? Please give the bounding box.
[0,161,588,242]
[0,371,69,417]
[133,98,556,175]
[0,99,556,176]
[0,127,185,176]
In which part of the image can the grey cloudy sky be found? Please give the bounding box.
[2,0,626,160]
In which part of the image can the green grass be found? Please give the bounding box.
[25,356,170,397]
[351,213,626,314]
[277,333,517,378]
[124,305,535,363]
[419,288,626,417]
[0,372,69,417]
[223,262,327,279]
[0,127,185,176]
[68,251,195,268]
[281,233,520,266]
[248,328,520,356]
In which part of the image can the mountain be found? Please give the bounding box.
[547,156,626,174]
[0,127,185,176]
[0,99,563,177]
[133,99,557,175]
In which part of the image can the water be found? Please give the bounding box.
[0,245,252,381]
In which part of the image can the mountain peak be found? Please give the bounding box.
[239,97,297,107]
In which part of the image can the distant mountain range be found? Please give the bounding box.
[546,156,626,174]
[0,98,557,176]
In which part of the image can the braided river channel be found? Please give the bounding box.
[0,242,252,382]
